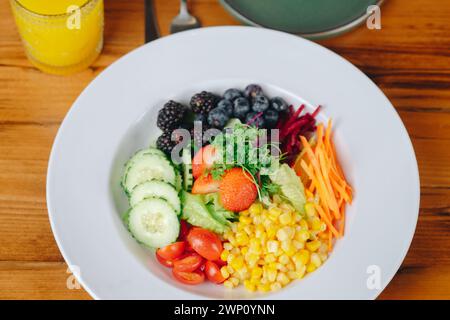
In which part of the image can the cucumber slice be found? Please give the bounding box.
[122,153,176,195]
[181,148,193,191]
[121,148,167,190]
[130,180,181,215]
[128,198,180,248]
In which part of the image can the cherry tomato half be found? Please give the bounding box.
[155,252,174,268]
[204,261,226,284]
[187,228,223,261]
[173,253,204,272]
[172,269,205,285]
[156,241,186,261]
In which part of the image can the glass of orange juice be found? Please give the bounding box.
[10,0,104,75]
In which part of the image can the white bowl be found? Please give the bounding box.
[47,26,419,299]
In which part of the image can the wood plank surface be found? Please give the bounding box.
[0,0,449,299]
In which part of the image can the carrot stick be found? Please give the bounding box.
[314,203,339,238]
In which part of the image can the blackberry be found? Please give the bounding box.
[156,131,176,155]
[207,107,229,128]
[246,111,265,128]
[190,91,219,114]
[252,95,270,112]
[223,88,243,102]
[270,97,288,112]
[245,84,263,100]
[157,100,187,132]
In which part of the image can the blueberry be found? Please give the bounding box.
[207,107,229,128]
[223,88,243,102]
[264,109,279,128]
[233,97,251,120]
[252,95,270,113]
[245,84,263,99]
[245,111,265,128]
[270,97,288,112]
[217,99,234,117]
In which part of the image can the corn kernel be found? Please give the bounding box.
[266,227,277,239]
[286,262,295,271]
[244,280,256,292]
[306,263,317,273]
[223,280,234,289]
[241,247,249,256]
[279,212,292,225]
[231,223,238,233]
[228,236,237,246]
[306,240,321,252]
[220,266,230,279]
[311,253,322,268]
[270,282,282,291]
[269,206,282,217]
[288,271,299,280]
[266,240,279,253]
[281,241,296,257]
[305,203,316,218]
[236,232,249,246]
[279,254,290,265]
[310,217,322,231]
[251,267,263,279]
[280,203,293,212]
[257,284,271,292]
[319,252,328,262]
[276,273,290,285]
[220,250,229,262]
[293,240,305,250]
[223,243,233,251]
[227,253,235,264]
[293,249,310,265]
[229,277,240,286]
[296,265,306,278]
[276,263,288,272]
[249,203,263,215]
[246,253,259,267]
[236,267,249,280]
[264,253,277,263]
[226,265,234,274]
[230,256,244,270]
[296,229,310,242]
[239,216,252,225]
[240,209,249,216]
[299,219,309,230]
[231,247,240,255]
[266,268,277,282]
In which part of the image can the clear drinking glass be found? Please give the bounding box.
[10,0,104,75]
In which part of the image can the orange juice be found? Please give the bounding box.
[10,0,104,75]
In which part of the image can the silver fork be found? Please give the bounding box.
[170,0,201,34]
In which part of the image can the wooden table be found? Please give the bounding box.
[0,0,449,300]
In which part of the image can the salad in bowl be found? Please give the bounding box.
[120,84,352,293]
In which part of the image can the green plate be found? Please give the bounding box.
[220,0,384,39]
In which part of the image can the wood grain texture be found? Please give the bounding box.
[0,0,449,299]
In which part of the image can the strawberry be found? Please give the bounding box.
[192,145,219,179]
[192,174,221,194]
[219,168,258,212]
